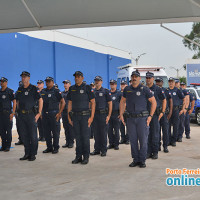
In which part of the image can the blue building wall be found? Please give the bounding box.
[0,32,131,91]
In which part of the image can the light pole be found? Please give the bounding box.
[132,53,146,65]
[170,66,184,78]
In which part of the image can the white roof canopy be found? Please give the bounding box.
[1,0,200,33]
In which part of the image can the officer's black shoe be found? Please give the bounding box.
[68,144,74,148]
[125,140,130,145]
[72,157,82,164]
[139,162,146,168]
[129,161,139,167]
[186,135,191,139]
[90,151,100,156]
[119,140,125,144]
[62,143,68,148]
[4,148,10,152]
[146,153,152,159]
[52,149,59,154]
[107,144,114,149]
[0,147,5,151]
[19,155,30,160]
[40,137,45,142]
[43,148,53,153]
[28,156,36,161]
[15,140,23,145]
[90,136,93,139]
[114,146,119,150]
[81,158,89,165]
[152,153,158,159]
[171,142,176,147]
[177,138,182,142]
[164,147,169,153]
[158,146,161,151]
[101,152,106,157]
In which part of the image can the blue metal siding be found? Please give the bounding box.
[0,33,131,91]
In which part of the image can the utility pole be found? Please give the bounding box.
[170,66,184,78]
[132,53,146,65]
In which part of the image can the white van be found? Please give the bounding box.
[117,64,168,88]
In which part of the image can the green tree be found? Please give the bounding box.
[179,76,186,84]
[183,22,200,59]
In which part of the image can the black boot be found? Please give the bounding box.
[72,157,82,164]
[81,157,89,165]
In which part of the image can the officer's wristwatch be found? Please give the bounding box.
[38,112,42,115]
[148,115,153,118]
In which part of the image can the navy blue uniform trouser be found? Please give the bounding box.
[159,114,169,148]
[0,113,13,149]
[185,112,190,137]
[120,121,129,142]
[93,113,107,153]
[127,117,149,163]
[16,115,23,142]
[148,114,160,155]
[72,114,90,158]
[43,112,60,150]
[178,113,185,139]
[62,112,74,145]
[18,113,38,156]
[108,114,120,147]
[37,117,44,138]
[168,109,180,144]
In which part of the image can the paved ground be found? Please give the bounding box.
[0,123,200,200]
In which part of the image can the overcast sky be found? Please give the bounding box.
[60,22,194,77]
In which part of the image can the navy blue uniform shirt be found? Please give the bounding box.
[168,87,184,107]
[110,90,122,111]
[0,87,15,112]
[62,90,69,113]
[123,83,153,114]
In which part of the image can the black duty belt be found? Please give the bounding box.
[125,111,149,118]
[44,110,59,114]
[19,109,33,114]
[111,110,119,115]
[95,109,107,114]
[71,110,90,116]
[0,110,11,114]
[173,106,180,110]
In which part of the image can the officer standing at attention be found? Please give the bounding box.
[180,83,195,139]
[37,80,45,141]
[41,77,65,154]
[0,77,16,152]
[168,77,185,146]
[119,80,129,145]
[15,81,24,145]
[146,72,166,160]
[90,76,112,157]
[89,82,95,139]
[155,77,173,153]
[176,80,189,142]
[120,70,156,168]
[67,71,95,165]
[15,71,43,161]
[62,80,74,148]
[108,79,121,150]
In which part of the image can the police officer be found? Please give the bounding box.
[177,81,189,142]
[168,77,185,146]
[15,81,24,145]
[0,77,16,151]
[181,83,195,139]
[120,70,157,168]
[37,80,45,141]
[119,80,129,144]
[15,71,43,161]
[90,76,112,157]
[108,79,121,150]
[62,80,74,148]
[146,72,166,159]
[67,71,95,165]
[41,77,65,154]
[155,77,173,153]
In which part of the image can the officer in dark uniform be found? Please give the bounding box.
[120,70,157,168]
[15,81,24,145]
[54,83,59,89]
[15,71,43,161]
[62,80,74,148]
[177,81,189,142]
[41,77,65,154]
[0,77,16,151]
[146,72,166,160]
[89,82,95,139]
[37,80,45,141]
[181,83,195,139]
[119,80,129,144]
[90,76,112,157]
[108,79,121,150]
[155,77,173,153]
[168,77,185,146]
[67,71,95,165]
